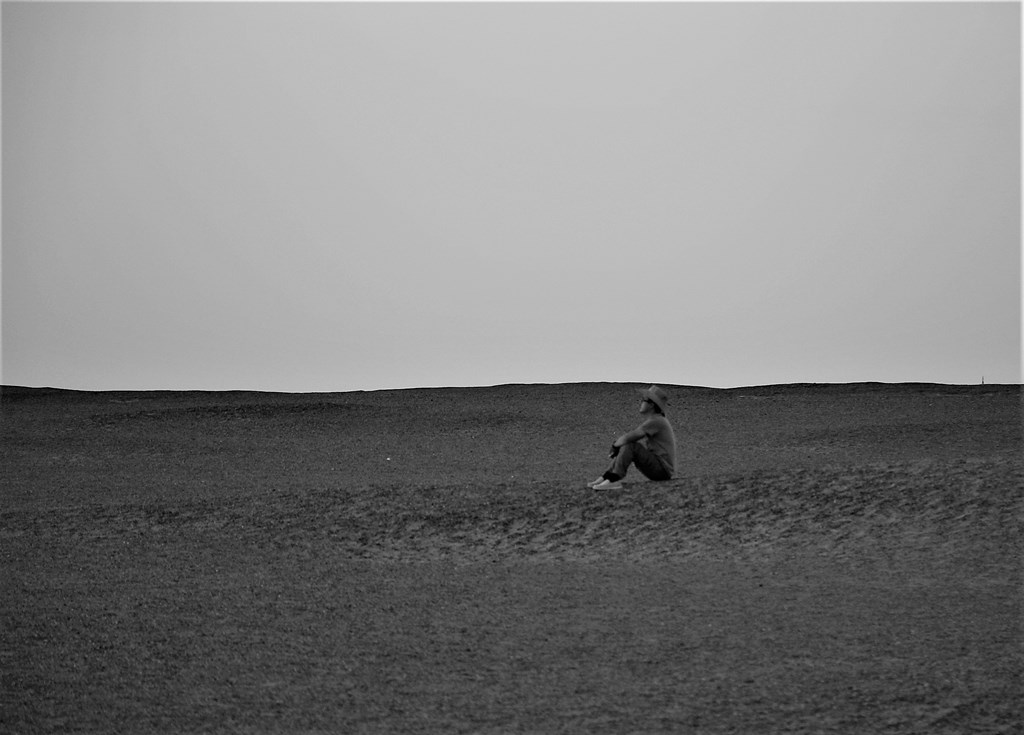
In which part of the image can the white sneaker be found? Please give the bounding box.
[586,477,605,488]
[591,479,623,491]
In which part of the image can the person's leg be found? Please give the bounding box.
[603,441,670,482]
[630,442,672,481]
[603,441,637,481]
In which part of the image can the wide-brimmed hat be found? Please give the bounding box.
[638,384,669,413]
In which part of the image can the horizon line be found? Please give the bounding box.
[2,379,1020,396]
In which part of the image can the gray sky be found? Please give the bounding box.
[3,2,1020,391]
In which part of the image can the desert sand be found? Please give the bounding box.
[2,382,1020,733]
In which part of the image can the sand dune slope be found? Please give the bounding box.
[2,382,1020,733]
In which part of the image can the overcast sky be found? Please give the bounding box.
[3,2,1020,392]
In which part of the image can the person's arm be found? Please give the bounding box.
[612,425,648,449]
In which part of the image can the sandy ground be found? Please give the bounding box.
[1,382,1021,733]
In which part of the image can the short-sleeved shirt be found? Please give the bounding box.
[638,414,677,476]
